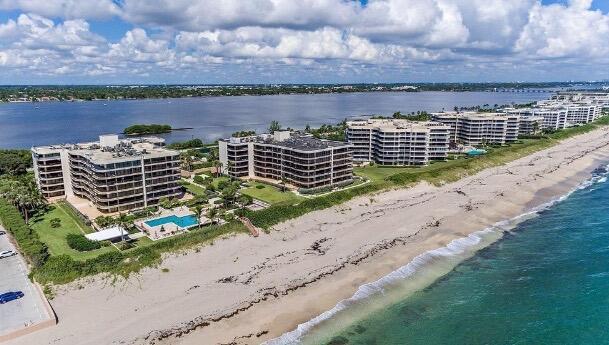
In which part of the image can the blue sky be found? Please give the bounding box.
[1,0,609,84]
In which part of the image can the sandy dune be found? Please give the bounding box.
[8,127,609,345]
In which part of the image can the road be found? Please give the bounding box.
[0,225,51,337]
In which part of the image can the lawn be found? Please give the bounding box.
[181,179,206,196]
[241,183,304,205]
[29,202,117,260]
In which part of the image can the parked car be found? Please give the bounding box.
[0,230,6,235]
[0,250,16,259]
[0,291,24,304]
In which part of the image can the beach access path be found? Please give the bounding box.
[7,127,609,345]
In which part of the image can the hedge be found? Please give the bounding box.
[66,234,102,251]
[0,199,49,267]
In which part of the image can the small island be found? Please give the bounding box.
[123,124,172,136]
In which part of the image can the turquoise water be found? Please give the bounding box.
[467,149,487,156]
[145,214,198,228]
[275,165,609,345]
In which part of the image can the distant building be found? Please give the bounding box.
[32,135,181,213]
[345,118,451,165]
[219,131,353,190]
[507,108,568,130]
[536,100,602,125]
[430,112,520,146]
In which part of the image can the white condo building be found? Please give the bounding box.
[32,135,182,213]
[430,112,521,146]
[219,131,353,191]
[345,119,451,165]
[506,108,566,130]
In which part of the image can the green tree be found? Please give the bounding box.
[268,120,282,133]
[193,205,203,229]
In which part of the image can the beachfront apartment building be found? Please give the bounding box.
[506,108,567,130]
[536,100,601,125]
[32,135,182,213]
[430,112,520,146]
[219,131,353,190]
[551,91,609,111]
[344,119,451,165]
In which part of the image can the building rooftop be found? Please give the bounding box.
[258,133,349,151]
[32,135,178,163]
[346,118,449,132]
[430,111,517,120]
[221,131,350,151]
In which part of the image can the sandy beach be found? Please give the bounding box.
[8,127,609,345]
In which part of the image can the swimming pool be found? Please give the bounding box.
[145,214,198,228]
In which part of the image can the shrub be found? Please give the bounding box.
[50,218,61,228]
[66,234,101,252]
[193,175,206,185]
[0,199,49,267]
[255,184,265,189]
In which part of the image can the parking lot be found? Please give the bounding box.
[0,225,53,338]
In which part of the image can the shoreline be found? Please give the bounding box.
[268,160,609,344]
[7,127,609,345]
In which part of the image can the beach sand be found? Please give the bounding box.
[8,127,609,345]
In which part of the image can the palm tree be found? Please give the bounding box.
[280,177,288,192]
[180,152,194,171]
[206,207,218,225]
[193,205,203,229]
[117,212,129,242]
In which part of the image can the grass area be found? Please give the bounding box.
[241,183,305,205]
[29,204,117,261]
[181,179,206,196]
[211,176,230,188]
[55,201,94,234]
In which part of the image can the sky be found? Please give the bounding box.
[1,0,609,84]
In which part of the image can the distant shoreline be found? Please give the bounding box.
[0,82,589,105]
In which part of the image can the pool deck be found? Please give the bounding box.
[135,207,208,241]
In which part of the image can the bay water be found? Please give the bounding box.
[0,91,546,148]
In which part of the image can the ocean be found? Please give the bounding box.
[268,164,609,345]
[0,91,547,148]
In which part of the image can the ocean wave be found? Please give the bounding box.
[264,162,609,345]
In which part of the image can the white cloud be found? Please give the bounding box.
[1,0,609,81]
[0,0,120,20]
[515,1,609,58]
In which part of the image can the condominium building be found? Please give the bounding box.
[517,116,544,135]
[552,91,609,111]
[430,112,520,146]
[32,135,182,213]
[219,131,353,190]
[345,119,451,165]
[536,100,601,125]
[507,108,566,130]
